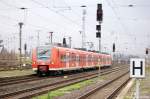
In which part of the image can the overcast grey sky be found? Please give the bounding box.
[0,0,150,56]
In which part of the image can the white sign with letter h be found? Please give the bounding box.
[130,58,145,78]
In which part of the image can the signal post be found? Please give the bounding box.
[96,4,103,77]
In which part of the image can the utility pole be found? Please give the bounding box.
[37,30,40,46]
[68,37,72,48]
[18,22,23,70]
[49,32,53,44]
[0,39,3,53]
[146,48,149,67]
[81,5,86,48]
[24,43,27,66]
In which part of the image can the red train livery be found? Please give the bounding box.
[32,45,112,75]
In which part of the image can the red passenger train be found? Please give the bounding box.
[32,45,112,75]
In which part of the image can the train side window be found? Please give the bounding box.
[72,55,73,61]
[67,55,69,62]
[76,55,79,62]
[71,54,73,61]
[89,55,91,62]
[61,54,66,62]
[70,54,73,62]
[85,55,89,62]
[97,56,99,62]
[95,56,97,62]
[87,55,89,62]
[60,55,63,62]
[71,53,75,61]
[81,56,83,62]
[103,57,105,63]
[82,56,84,62]
[73,54,76,61]
[79,56,81,61]
[90,55,92,62]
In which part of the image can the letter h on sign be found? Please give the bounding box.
[130,58,145,78]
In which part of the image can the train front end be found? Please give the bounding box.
[32,46,52,76]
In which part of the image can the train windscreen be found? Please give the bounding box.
[37,46,51,60]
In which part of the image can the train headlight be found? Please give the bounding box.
[33,61,36,64]
[51,62,54,64]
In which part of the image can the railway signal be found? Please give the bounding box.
[146,48,148,54]
[63,38,67,47]
[96,25,101,31]
[96,3,103,78]
[97,4,103,21]
[96,32,101,38]
[24,43,27,61]
[113,43,115,52]
[96,3,103,53]
[24,43,27,51]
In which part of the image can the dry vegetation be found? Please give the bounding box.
[0,48,31,71]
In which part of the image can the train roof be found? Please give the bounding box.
[55,46,110,55]
[36,45,111,56]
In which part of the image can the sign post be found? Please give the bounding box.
[130,58,145,99]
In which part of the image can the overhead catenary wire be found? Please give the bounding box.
[0,1,57,30]
[31,0,81,27]
[109,0,146,47]
[0,0,88,33]
[62,0,96,33]
[0,1,62,30]
[105,0,129,33]
[30,0,97,36]
[0,0,98,35]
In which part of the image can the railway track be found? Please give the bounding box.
[0,70,95,86]
[0,65,129,99]
[0,68,108,86]
[0,75,45,86]
[0,65,118,86]
[76,70,130,99]
[0,74,36,82]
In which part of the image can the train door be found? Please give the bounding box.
[66,52,70,68]
[76,54,79,67]
[91,55,93,66]
[86,54,88,67]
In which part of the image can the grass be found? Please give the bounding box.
[33,76,105,99]
[140,66,150,95]
[145,66,150,72]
